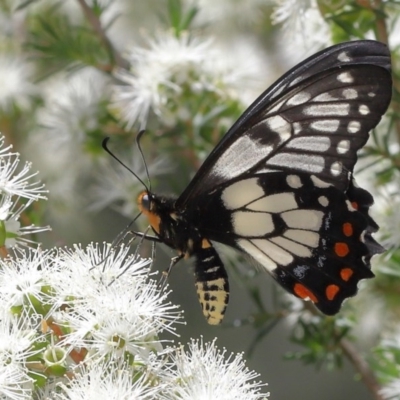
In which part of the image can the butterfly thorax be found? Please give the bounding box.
[137,191,204,257]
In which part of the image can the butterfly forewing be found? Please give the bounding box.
[176,40,391,206]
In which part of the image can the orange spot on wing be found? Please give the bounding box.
[293,283,318,303]
[202,239,212,249]
[340,268,353,281]
[326,284,340,300]
[342,222,353,237]
[351,201,358,210]
[335,242,349,257]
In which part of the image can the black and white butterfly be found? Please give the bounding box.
[135,40,392,324]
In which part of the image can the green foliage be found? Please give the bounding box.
[286,316,352,370]
[373,340,400,385]
[26,7,110,78]
[166,0,199,36]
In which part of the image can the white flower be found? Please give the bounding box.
[0,196,51,248]
[0,152,47,201]
[50,243,182,363]
[112,30,255,129]
[377,191,400,252]
[53,361,164,400]
[37,68,110,146]
[271,0,331,57]
[0,313,41,400]
[0,314,39,368]
[27,68,110,210]
[381,379,400,400]
[0,363,33,400]
[113,31,212,128]
[0,136,15,157]
[0,134,49,249]
[0,248,54,312]
[0,55,36,112]
[194,0,267,26]
[164,338,269,400]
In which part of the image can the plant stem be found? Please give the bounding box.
[369,0,400,145]
[340,338,384,400]
[76,0,128,70]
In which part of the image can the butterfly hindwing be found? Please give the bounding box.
[188,172,382,314]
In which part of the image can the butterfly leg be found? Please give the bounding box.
[159,253,184,290]
[194,245,230,325]
[131,230,163,242]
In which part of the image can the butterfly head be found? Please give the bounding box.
[137,191,162,235]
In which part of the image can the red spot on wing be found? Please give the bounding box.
[294,283,318,303]
[342,222,353,237]
[335,242,349,257]
[340,268,353,281]
[351,201,359,210]
[326,284,340,300]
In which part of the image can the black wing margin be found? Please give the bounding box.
[176,40,392,209]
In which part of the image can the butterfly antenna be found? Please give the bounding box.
[136,130,152,192]
[102,137,150,193]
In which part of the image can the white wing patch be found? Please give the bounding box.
[287,91,311,106]
[232,211,274,236]
[268,153,325,174]
[304,103,350,117]
[337,140,350,154]
[247,192,297,213]
[318,196,329,207]
[287,136,331,152]
[265,115,291,140]
[284,229,319,247]
[359,104,370,115]
[330,161,342,176]
[222,175,325,273]
[212,135,273,181]
[221,178,263,209]
[270,236,312,258]
[337,51,351,62]
[238,238,294,270]
[237,239,277,272]
[281,210,324,230]
[310,119,339,133]
[311,175,332,188]
[337,72,354,83]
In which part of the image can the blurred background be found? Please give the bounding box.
[2,0,400,398]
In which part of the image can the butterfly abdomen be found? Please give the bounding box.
[194,241,230,325]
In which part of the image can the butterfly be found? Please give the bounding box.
[136,40,392,324]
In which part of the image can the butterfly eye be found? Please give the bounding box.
[137,191,155,215]
[141,193,151,211]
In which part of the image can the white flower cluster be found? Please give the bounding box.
[271,0,331,56]
[0,135,49,249]
[112,30,254,129]
[378,336,400,400]
[0,243,269,399]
